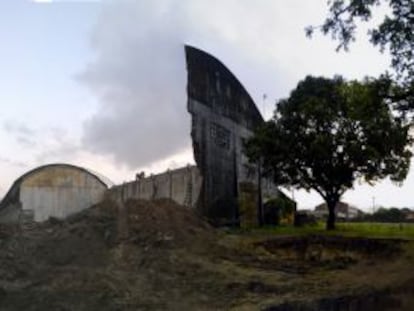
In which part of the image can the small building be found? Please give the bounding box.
[313,201,364,220]
[0,163,108,223]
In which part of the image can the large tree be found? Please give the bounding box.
[306,0,414,112]
[246,76,412,230]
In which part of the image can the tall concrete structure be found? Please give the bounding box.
[185,45,268,225]
[0,164,108,223]
[109,46,291,226]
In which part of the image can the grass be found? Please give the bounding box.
[335,222,414,239]
[232,222,414,239]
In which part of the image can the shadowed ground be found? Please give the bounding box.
[0,199,413,310]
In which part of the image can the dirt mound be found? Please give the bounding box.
[117,198,215,248]
[0,198,216,276]
[0,201,413,310]
[0,199,225,310]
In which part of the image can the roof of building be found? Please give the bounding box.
[314,201,363,214]
[0,163,109,210]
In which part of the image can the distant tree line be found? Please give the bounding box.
[357,207,414,223]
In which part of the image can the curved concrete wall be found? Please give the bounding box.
[0,164,107,223]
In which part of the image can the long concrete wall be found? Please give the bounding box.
[108,166,202,208]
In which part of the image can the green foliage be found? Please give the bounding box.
[268,196,296,218]
[264,195,296,225]
[246,75,412,229]
[307,0,414,111]
[372,207,406,222]
[364,207,408,222]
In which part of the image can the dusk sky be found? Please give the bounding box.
[0,0,411,211]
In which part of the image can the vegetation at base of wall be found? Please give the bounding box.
[263,196,296,225]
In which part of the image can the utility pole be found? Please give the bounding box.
[262,93,267,119]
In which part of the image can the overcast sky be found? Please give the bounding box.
[0,0,411,211]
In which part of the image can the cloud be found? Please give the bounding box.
[79,0,293,170]
[31,127,84,165]
[79,0,390,171]
[0,156,27,168]
[1,119,82,165]
[3,120,36,136]
[78,1,190,170]
[34,140,80,164]
[3,120,38,148]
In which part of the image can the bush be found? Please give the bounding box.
[263,196,296,225]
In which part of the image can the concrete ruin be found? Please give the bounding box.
[0,164,107,223]
[111,45,290,226]
[186,45,273,225]
[0,46,292,226]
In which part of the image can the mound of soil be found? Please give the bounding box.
[0,199,225,310]
[120,198,215,248]
[0,200,413,310]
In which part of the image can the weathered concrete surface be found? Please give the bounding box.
[0,164,107,223]
[109,165,202,208]
[185,45,283,225]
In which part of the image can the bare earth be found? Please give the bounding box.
[0,199,413,311]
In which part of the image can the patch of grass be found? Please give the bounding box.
[336,222,414,239]
[230,222,414,239]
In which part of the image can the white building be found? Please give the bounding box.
[314,201,364,220]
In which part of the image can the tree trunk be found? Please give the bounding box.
[326,198,338,230]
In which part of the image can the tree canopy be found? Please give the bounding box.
[246,76,412,230]
[306,0,414,112]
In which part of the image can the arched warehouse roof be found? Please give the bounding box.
[0,163,109,222]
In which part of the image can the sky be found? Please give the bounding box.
[0,0,411,211]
